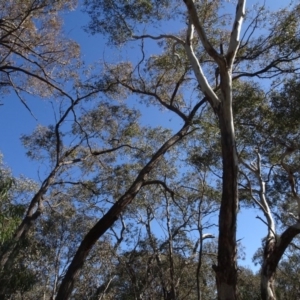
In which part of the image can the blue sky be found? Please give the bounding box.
[0,0,289,271]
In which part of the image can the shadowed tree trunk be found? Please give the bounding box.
[213,101,239,299]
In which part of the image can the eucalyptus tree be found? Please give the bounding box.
[109,169,218,300]
[2,1,300,299]
[56,65,208,299]
[0,0,80,112]
[2,70,199,298]
[86,180,219,300]
[0,169,121,300]
[55,1,300,299]
[0,155,40,299]
[0,68,143,270]
[237,78,300,300]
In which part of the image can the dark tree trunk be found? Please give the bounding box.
[56,203,128,300]
[214,116,239,299]
[213,72,239,300]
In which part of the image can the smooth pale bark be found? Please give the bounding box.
[183,0,245,298]
[56,0,245,297]
[55,120,195,300]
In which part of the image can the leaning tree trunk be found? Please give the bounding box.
[55,122,192,300]
[258,157,300,299]
[261,225,300,300]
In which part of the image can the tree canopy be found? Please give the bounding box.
[1,0,300,299]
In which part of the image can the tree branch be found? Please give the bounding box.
[184,21,220,109]
[133,34,184,45]
[183,0,221,63]
[227,0,246,66]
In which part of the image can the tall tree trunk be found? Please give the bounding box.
[215,134,238,299]
[183,0,245,295]
[213,71,239,300]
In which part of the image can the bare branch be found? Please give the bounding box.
[184,22,220,109]
[133,34,184,45]
[183,0,221,62]
[142,180,175,197]
[117,78,189,121]
[7,74,37,120]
